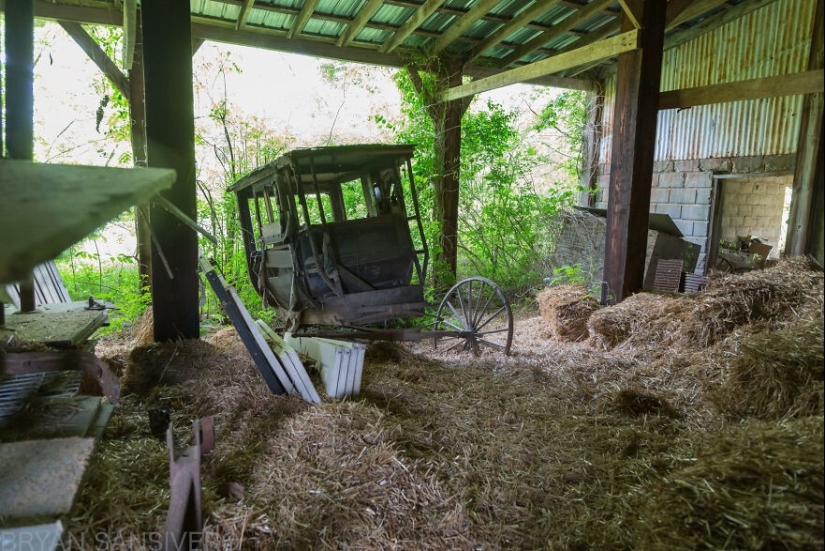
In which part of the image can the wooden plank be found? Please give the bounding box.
[0,161,174,284]
[59,21,130,101]
[618,0,643,28]
[143,0,200,341]
[467,1,558,64]
[1,301,108,348]
[664,0,780,51]
[441,30,638,102]
[380,0,448,53]
[668,0,729,28]
[336,0,383,47]
[255,319,321,403]
[236,0,255,30]
[786,0,824,257]
[499,0,614,67]
[198,257,289,395]
[602,5,667,304]
[4,0,33,163]
[287,0,320,39]
[431,0,502,53]
[122,0,137,69]
[659,70,824,110]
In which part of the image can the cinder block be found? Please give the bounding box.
[659,172,685,189]
[685,171,712,189]
[693,221,710,238]
[696,188,713,204]
[763,154,795,172]
[736,204,753,216]
[653,204,682,219]
[651,188,670,203]
[699,157,733,172]
[673,219,693,236]
[670,188,698,204]
[674,159,700,172]
[682,204,710,221]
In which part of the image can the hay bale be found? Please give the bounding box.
[713,319,824,420]
[536,285,600,341]
[629,416,824,550]
[586,257,824,351]
[132,307,153,345]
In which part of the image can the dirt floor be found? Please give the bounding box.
[66,258,823,550]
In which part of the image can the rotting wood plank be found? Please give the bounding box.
[0,161,174,284]
[1,302,108,348]
[198,257,288,395]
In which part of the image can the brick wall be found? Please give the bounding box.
[719,175,791,257]
[592,154,795,273]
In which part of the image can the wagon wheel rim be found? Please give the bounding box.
[433,277,513,355]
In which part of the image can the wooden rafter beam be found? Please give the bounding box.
[664,0,780,50]
[431,0,501,54]
[122,0,136,69]
[556,18,621,76]
[666,0,729,28]
[441,30,638,101]
[58,21,131,101]
[288,0,320,39]
[659,69,825,109]
[664,0,695,27]
[467,1,557,64]
[499,0,614,68]
[236,0,255,30]
[380,0,447,53]
[618,0,643,28]
[337,0,383,47]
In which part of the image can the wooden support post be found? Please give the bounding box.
[408,59,471,289]
[786,0,824,261]
[5,0,36,312]
[130,14,153,295]
[602,1,666,304]
[142,0,200,340]
[579,84,604,207]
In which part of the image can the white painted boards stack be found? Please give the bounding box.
[285,334,365,399]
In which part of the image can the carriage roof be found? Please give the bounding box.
[228,144,416,193]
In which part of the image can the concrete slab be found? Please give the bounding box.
[0,437,95,519]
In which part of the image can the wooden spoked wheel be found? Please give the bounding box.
[434,277,514,355]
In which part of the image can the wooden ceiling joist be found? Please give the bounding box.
[667,0,731,28]
[466,1,559,64]
[288,0,320,39]
[430,0,502,54]
[499,0,614,68]
[442,29,637,102]
[380,0,447,53]
[337,0,383,47]
[617,0,643,28]
[664,0,780,50]
[236,0,255,30]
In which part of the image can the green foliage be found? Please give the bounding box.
[386,69,584,297]
[547,263,587,287]
[57,245,150,336]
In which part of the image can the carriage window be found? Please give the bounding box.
[340,178,368,220]
[296,192,334,226]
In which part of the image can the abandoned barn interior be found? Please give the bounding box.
[1,0,823,549]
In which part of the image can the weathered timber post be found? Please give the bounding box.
[142,0,200,340]
[407,58,472,289]
[602,1,666,304]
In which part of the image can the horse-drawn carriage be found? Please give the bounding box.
[229,144,513,354]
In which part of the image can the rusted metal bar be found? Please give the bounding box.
[163,416,215,551]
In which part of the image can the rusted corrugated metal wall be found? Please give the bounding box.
[599,0,817,164]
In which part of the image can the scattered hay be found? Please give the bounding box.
[608,388,680,418]
[65,279,824,550]
[587,257,823,352]
[536,284,600,341]
[626,416,824,550]
[714,318,824,420]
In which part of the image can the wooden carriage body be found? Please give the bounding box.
[229,144,429,332]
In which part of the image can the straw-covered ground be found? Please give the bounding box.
[67,257,823,550]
